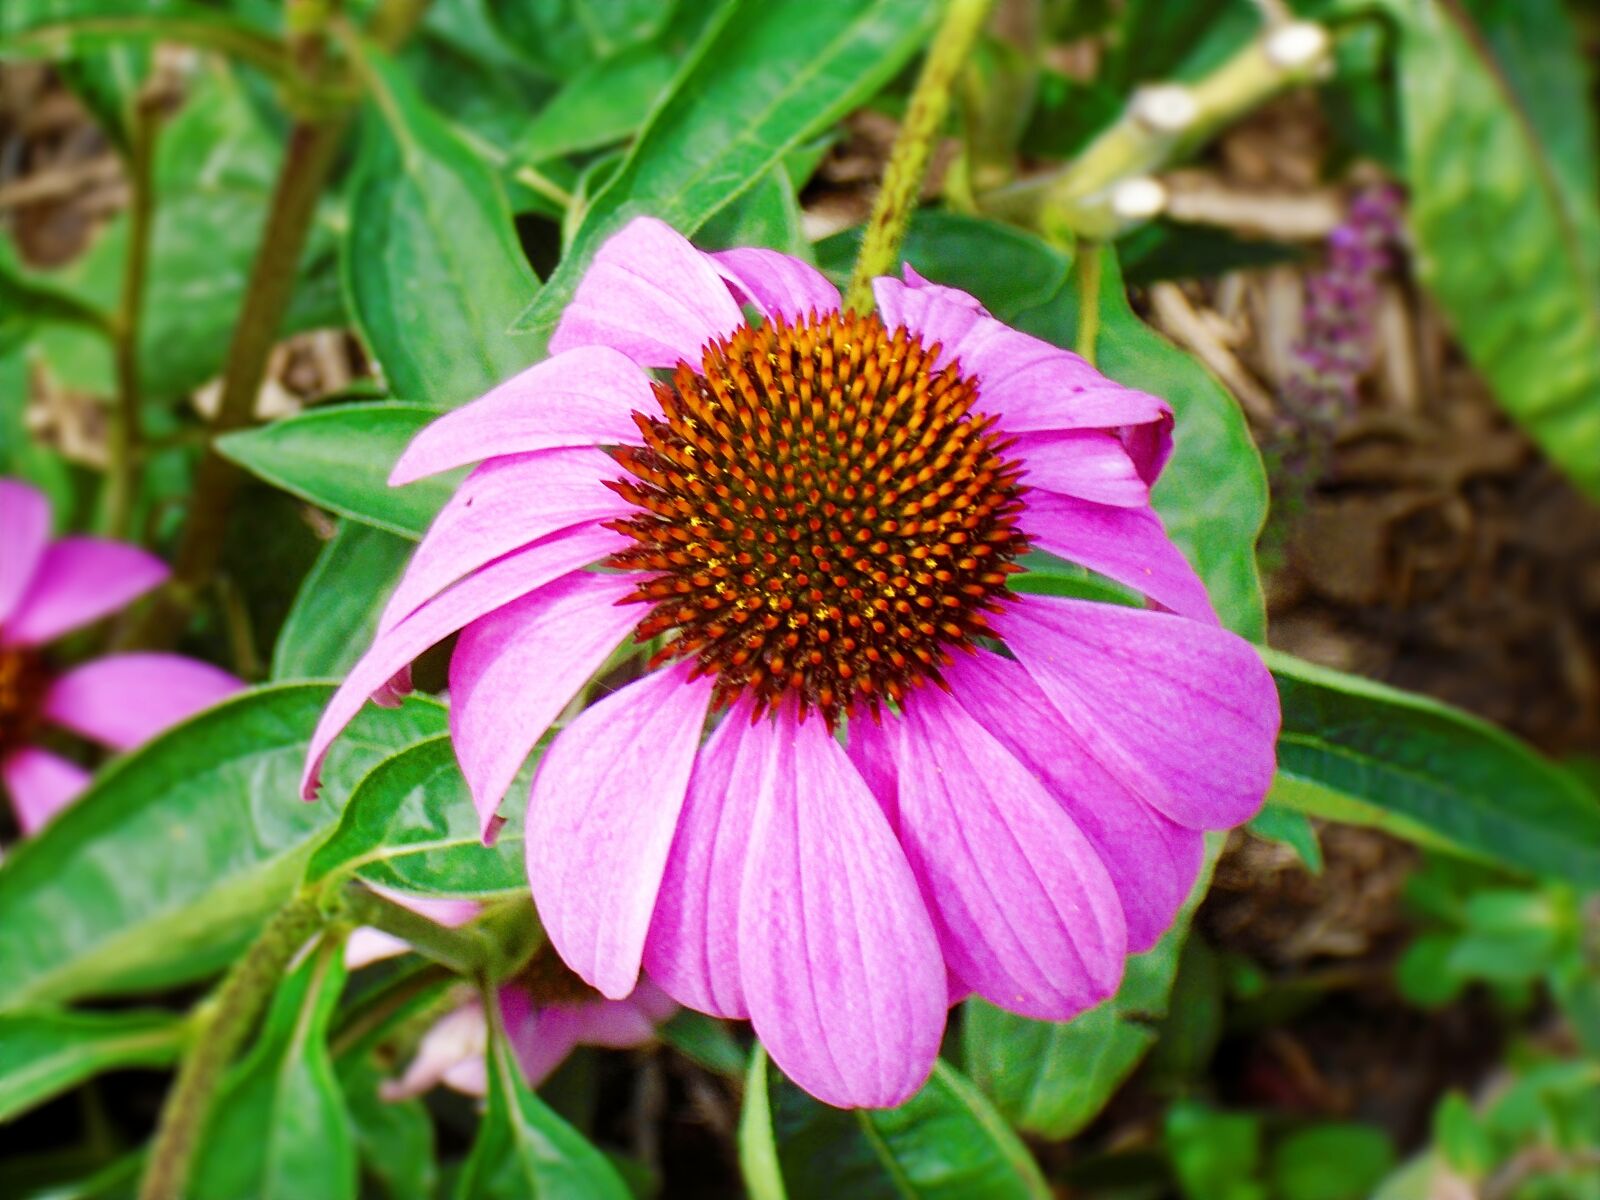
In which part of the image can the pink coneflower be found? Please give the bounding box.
[382,943,677,1099]
[303,219,1279,1108]
[1,479,242,835]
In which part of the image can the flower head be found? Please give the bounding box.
[1,479,242,835]
[303,219,1280,1108]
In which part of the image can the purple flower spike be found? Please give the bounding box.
[302,218,1281,1109]
[0,479,243,834]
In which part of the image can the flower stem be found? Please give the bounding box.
[340,884,494,978]
[845,0,996,311]
[103,87,161,541]
[137,894,327,1200]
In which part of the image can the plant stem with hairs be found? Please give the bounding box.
[845,0,998,311]
[136,894,328,1200]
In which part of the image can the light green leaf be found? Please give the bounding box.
[0,1009,184,1123]
[1267,649,1600,884]
[216,402,450,539]
[740,1050,1049,1200]
[0,685,445,1009]
[961,836,1222,1138]
[308,736,525,900]
[515,0,937,341]
[192,937,357,1200]
[1246,804,1324,873]
[455,994,631,1200]
[347,47,539,410]
[1385,0,1600,499]
[273,521,412,680]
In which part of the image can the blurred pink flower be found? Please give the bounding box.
[0,479,242,833]
[303,218,1280,1107]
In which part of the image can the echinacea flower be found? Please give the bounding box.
[303,218,1280,1108]
[1,479,242,834]
[382,942,677,1099]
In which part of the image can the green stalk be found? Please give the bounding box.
[845,0,997,311]
[137,895,328,1200]
[103,87,161,541]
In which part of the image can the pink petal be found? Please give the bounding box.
[377,447,629,636]
[42,653,241,752]
[738,715,945,1109]
[626,977,680,1024]
[2,537,167,647]
[550,217,744,368]
[0,479,50,629]
[1013,429,1149,508]
[996,593,1280,830]
[843,712,899,829]
[898,263,988,312]
[1017,490,1218,625]
[710,248,842,324]
[944,650,1203,953]
[893,690,1127,1021]
[503,992,584,1088]
[381,1003,488,1100]
[525,662,713,999]
[2,746,91,835]
[643,701,765,1019]
[301,523,624,801]
[450,570,641,840]
[388,346,659,485]
[873,275,1171,434]
[567,998,658,1048]
[344,929,412,969]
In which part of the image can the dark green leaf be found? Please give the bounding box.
[346,48,539,410]
[0,1009,184,1122]
[513,40,677,163]
[1104,0,1259,86]
[340,1057,438,1200]
[308,736,524,900]
[455,996,631,1200]
[486,0,677,80]
[216,402,450,539]
[740,1051,1049,1200]
[696,165,810,259]
[273,521,412,680]
[514,0,937,341]
[962,837,1221,1138]
[192,937,357,1200]
[1267,649,1600,884]
[0,685,445,1009]
[1384,0,1600,499]
[1117,219,1300,286]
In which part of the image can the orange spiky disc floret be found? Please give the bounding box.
[604,309,1031,728]
[0,645,48,754]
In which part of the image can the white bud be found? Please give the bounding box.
[1111,177,1168,222]
[1264,22,1329,71]
[1132,85,1198,134]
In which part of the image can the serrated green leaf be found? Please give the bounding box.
[514,0,937,342]
[1385,0,1600,499]
[0,684,445,1009]
[308,736,524,900]
[192,937,357,1200]
[0,1009,184,1123]
[273,521,412,680]
[346,48,539,410]
[740,1051,1050,1200]
[216,402,450,539]
[454,995,631,1200]
[1267,649,1600,884]
[961,837,1221,1138]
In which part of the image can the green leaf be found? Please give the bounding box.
[0,1008,184,1123]
[740,1050,1049,1200]
[455,994,631,1200]
[513,39,678,163]
[340,1057,438,1200]
[347,47,539,410]
[1269,1123,1397,1200]
[1246,803,1324,873]
[0,240,112,339]
[486,0,678,80]
[1384,0,1600,499]
[817,217,1269,638]
[1165,1101,1264,1200]
[1266,649,1600,885]
[514,0,937,341]
[273,521,412,680]
[308,736,525,900]
[216,402,450,539]
[0,0,286,80]
[0,347,74,513]
[961,836,1222,1138]
[696,164,810,259]
[0,684,445,1009]
[192,937,357,1200]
